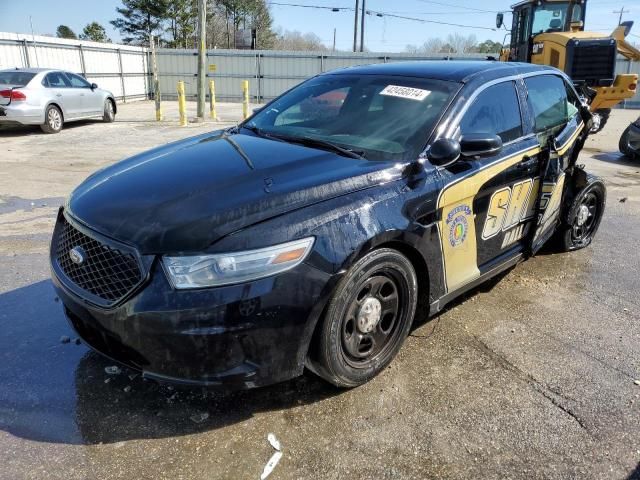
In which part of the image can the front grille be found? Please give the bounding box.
[567,40,616,86]
[54,215,143,304]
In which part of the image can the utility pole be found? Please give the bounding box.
[359,0,366,52]
[333,28,336,51]
[196,0,207,121]
[353,0,359,52]
[614,6,630,25]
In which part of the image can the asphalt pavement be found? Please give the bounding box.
[0,102,638,480]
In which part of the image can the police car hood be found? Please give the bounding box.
[67,130,406,253]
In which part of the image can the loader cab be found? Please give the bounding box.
[506,0,587,62]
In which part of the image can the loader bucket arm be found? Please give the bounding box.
[611,22,640,61]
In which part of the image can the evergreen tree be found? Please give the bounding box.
[56,25,77,39]
[80,22,112,43]
[111,0,169,45]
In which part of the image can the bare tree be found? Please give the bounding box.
[446,33,478,54]
[273,28,327,51]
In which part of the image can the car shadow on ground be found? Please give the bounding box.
[0,279,342,445]
[590,151,639,167]
[0,244,560,447]
[0,120,106,137]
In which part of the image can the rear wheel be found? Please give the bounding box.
[556,178,606,252]
[41,105,63,134]
[590,108,611,134]
[103,99,115,123]
[310,248,417,388]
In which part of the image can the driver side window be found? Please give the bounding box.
[524,75,575,134]
[460,81,523,144]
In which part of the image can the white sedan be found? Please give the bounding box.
[0,68,117,133]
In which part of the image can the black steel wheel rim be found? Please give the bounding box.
[572,191,599,243]
[340,269,406,368]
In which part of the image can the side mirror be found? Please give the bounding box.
[252,106,263,115]
[427,138,461,167]
[90,83,98,90]
[460,134,503,158]
[496,13,504,29]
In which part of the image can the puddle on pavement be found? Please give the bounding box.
[0,279,335,446]
[0,196,66,216]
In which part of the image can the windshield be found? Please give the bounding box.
[531,3,574,35]
[0,71,36,86]
[246,74,459,161]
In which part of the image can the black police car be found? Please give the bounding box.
[51,61,606,389]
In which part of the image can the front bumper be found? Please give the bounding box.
[51,218,334,390]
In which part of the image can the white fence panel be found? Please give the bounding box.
[0,32,149,101]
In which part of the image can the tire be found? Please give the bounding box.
[40,105,63,134]
[591,108,611,134]
[103,99,115,123]
[619,126,636,159]
[556,177,606,252]
[310,248,418,388]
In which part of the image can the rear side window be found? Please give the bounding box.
[0,71,36,86]
[524,75,571,132]
[460,81,523,144]
[43,72,71,88]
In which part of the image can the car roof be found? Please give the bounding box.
[0,67,57,74]
[329,60,558,83]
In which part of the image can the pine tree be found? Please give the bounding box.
[56,25,77,39]
[80,22,111,43]
[111,0,169,45]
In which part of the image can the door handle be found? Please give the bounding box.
[517,156,537,170]
[56,93,62,97]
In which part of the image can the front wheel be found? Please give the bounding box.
[310,248,417,388]
[556,177,606,252]
[103,99,115,123]
[41,105,63,134]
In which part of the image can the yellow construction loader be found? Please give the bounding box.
[496,0,639,132]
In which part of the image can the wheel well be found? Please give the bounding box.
[107,97,117,113]
[47,102,64,120]
[304,239,431,369]
[375,241,430,322]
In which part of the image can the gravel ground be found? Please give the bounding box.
[0,101,639,480]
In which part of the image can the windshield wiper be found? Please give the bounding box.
[267,133,366,159]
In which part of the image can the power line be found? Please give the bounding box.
[267,1,496,31]
[268,2,352,11]
[365,9,497,31]
[413,0,503,14]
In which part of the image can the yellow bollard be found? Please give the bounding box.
[209,80,217,121]
[177,80,187,126]
[242,80,249,120]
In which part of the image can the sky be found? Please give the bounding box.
[1,0,638,52]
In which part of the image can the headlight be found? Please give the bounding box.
[162,237,315,289]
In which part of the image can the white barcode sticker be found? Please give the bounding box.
[380,85,431,101]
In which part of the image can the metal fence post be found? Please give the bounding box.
[256,53,262,104]
[117,49,126,103]
[22,39,31,68]
[78,45,87,76]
